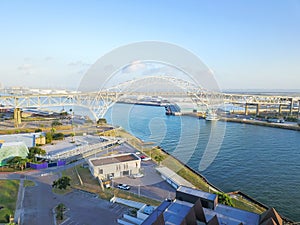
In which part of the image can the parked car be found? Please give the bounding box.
[140,155,151,161]
[132,173,144,178]
[117,184,130,190]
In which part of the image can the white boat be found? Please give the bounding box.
[205,109,219,121]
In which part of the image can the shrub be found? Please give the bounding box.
[216,192,234,207]
[45,132,53,144]
[52,133,64,140]
[51,120,62,127]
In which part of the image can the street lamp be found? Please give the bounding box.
[70,109,75,142]
[138,184,140,197]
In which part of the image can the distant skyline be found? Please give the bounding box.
[0,0,299,90]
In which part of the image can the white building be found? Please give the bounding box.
[88,153,141,180]
[0,132,46,148]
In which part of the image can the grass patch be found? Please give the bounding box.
[76,166,99,186]
[0,180,19,223]
[177,168,210,191]
[99,128,152,149]
[113,189,161,206]
[0,128,37,135]
[62,166,100,193]
[23,180,35,187]
[231,196,265,214]
[62,167,81,186]
[0,167,16,172]
[76,186,161,206]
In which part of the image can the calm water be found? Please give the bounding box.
[105,103,300,221]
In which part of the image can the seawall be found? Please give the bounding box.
[222,117,300,131]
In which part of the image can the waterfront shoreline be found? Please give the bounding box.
[221,117,300,131]
[115,125,295,223]
[146,145,294,223]
[181,112,300,131]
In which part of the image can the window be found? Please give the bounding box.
[123,170,129,176]
[99,169,103,174]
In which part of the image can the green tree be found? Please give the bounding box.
[28,147,46,160]
[45,132,53,144]
[70,132,75,143]
[51,120,62,127]
[50,127,56,133]
[154,155,164,165]
[19,158,28,170]
[52,176,71,190]
[6,156,28,170]
[52,133,64,140]
[7,156,23,169]
[56,203,66,220]
[217,192,234,207]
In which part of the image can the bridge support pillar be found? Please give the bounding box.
[278,104,282,114]
[289,98,294,115]
[14,108,21,127]
[245,104,249,115]
[256,104,260,116]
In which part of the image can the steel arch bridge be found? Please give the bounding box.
[1,75,299,122]
[0,76,221,120]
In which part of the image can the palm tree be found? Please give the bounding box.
[7,156,27,170]
[70,132,75,143]
[19,158,28,171]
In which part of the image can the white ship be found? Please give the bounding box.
[205,109,219,121]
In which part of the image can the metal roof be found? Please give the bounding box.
[90,153,140,166]
[156,166,194,188]
[164,200,194,225]
[204,204,260,225]
[177,185,217,201]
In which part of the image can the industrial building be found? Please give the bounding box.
[0,132,46,148]
[88,153,141,180]
[141,186,283,225]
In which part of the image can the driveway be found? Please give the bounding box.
[113,161,175,201]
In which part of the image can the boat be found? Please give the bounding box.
[165,104,181,116]
[205,109,219,121]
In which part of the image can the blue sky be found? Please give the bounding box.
[0,0,299,90]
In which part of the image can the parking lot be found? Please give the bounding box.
[58,190,129,225]
[22,177,130,225]
[112,159,175,201]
